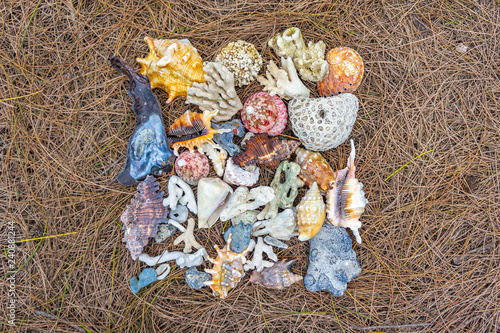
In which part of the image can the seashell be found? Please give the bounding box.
[198,142,227,177]
[215,40,263,87]
[249,259,303,289]
[297,182,326,241]
[136,37,205,103]
[318,47,364,96]
[257,161,304,220]
[288,94,359,151]
[219,186,275,222]
[204,234,252,298]
[166,110,230,155]
[223,157,259,187]
[295,148,336,192]
[233,133,300,169]
[252,209,298,241]
[241,92,287,136]
[121,175,168,260]
[243,237,277,272]
[197,178,233,229]
[326,140,367,244]
[175,150,209,185]
[109,57,175,186]
[187,62,242,122]
[212,119,246,156]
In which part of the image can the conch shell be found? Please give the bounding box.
[166,110,230,155]
[136,37,205,102]
[297,182,325,241]
[318,47,364,96]
[233,133,300,169]
[121,175,168,260]
[295,148,336,192]
[326,140,367,244]
[197,178,233,229]
[204,235,252,298]
[249,259,303,289]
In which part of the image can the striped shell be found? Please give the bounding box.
[241,92,287,136]
[249,260,303,289]
[297,182,325,241]
[295,148,336,192]
[318,47,364,96]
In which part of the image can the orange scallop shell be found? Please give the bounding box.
[317,47,363,96]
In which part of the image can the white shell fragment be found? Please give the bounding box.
[223,157,260,187]
[263,236,289,249]
[173,218,203,253]
[219,186,276,222]
[163,176,197,214]
[139,248,208,268]
[197,178,233,229]
[244,237,278,272]
[198,143,227,177]
[252,209,298,240]
[156,264,171,280]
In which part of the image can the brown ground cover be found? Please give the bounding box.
[1,0,499,332]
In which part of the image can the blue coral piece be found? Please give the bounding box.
[130,268,158,294]
[224,222,252,253]
[304,224,361,296]
[212,119,246,156]
[185,267,211,289]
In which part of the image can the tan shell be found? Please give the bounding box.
[136,37,205,102]
[249,259,303,289]
[295,148,336,192]
[297,182,325,241]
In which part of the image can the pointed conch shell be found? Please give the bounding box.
[326,140,367,244]
[249,259,303,289]
[197,178,233,229]
[297,182,325,241]
[136,37,205,103]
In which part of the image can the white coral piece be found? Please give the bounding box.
[268,27,305,58]
[223,157,259,187]
[173,218,202,253]
[252,209,298,241]
[219,186,275,222]
[163,176,197,214]
[257,57,310,100]
[187,62,243,122]
[198,143,227,177]
[244,237,277,272]
[139,248,208,268]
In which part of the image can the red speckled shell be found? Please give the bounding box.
[121,175,168,260]
[241,92,287,136]
[175,150,209,185]
[317,47,364,96]
[295,148,336,192]
[233,133,300,169]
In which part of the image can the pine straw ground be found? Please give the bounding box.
[0,0,499,332]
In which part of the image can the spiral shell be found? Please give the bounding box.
[297,182,325,241]
[241,92,287,136]
[318,47,364,96]
[175,150,209,185]
[249,259,303,289]
[223,157,260,187]
[295,148,336,192]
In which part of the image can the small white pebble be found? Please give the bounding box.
[456,43,468,54]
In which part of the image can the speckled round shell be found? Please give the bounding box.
[295,148,336,192]
[241,92,287,136]
[215,40,263,87]
[297,182,326,241]
[318,47,364,96]
[175,150,209,185]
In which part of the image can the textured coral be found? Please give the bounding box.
[297,182,325,241]
[175,150,209,185]
[257,57,310,100]
[166,110,230,155]
[174,218,202,253]
[212,119,246,156]
[198,142,227,177]
[223,157,260,187]
[252,209,298,240]
[241,92,287,136]
[121,175,168,260]
[215,40,263,87]
[288,94,359,151]
[204,235,252,298]
[187,62,242,122]
[136,37,205,102]
[233,133,300,169]
[219,186,275,222]
[139,248,208,268]
[163,176,197,214]
[249,260,303,289]
[295,148,336,192]
[244,237,277,272]
[318,47,364,96]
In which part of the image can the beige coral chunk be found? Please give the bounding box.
[257,57,310,100]
[198,142,227,177]
[187,62,243,122]
[173,218,203,253]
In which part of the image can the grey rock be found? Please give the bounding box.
[185,266,211,289]
[155,223,178,243]
[169,205,189,223]
[264,236,289,249]
[224,222,252,253]
[130,268,157,294]
[304,224,361,296]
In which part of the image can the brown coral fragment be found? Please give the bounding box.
[249,260,303,289]
[233,133,300,169]
[121,175,168,260]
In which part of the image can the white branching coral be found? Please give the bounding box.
[187,62,243,122]
[244,237,277,272]
[173,218,202,253]
[257,57,310,100]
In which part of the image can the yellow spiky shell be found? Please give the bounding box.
[136,37,205,103]
[204,235,251,298]
[297,182,325,241]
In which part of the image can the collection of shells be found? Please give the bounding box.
[112,27,368,298]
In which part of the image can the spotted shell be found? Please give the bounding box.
[166,110,230,155]
[317,47,364,96]
[121,175,168,260]
[136,37,205,103]
[233,133,300,169]
[241,92,287,136]
[297,182,325,241]
[204,235,252,298]
[249,260,303,289]
[295,148,336,192]
[174,150,209,185]
[215,40,263,87]
[326,140,367,244]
